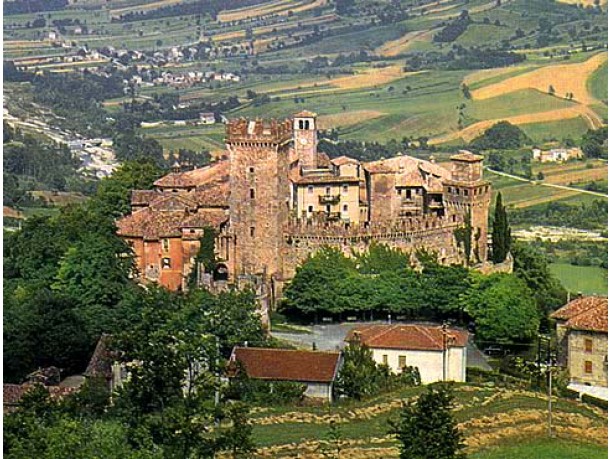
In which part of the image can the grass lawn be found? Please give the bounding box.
[549,263,608,295]
[471,438,608,459]
[521,117,591,144]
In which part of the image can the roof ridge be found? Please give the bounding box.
[235,346,340,355]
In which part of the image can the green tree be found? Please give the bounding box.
[188,226,218,288]
[463,273,540,344]
[512,241,566,328]
[336,336,383,400]
[354,242,409,274]
[470,121,530,150]
[92,160,163,217]
[392,385,466,459]
[491,193,511,263]
[282,247,356,318]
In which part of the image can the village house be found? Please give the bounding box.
[228,347,342,402]
[345,324,469,383]
[551,296,608,388]
[533,147,583,163]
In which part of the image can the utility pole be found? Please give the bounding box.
[442,323,448,382]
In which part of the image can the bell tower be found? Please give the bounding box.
[293,111,318,169]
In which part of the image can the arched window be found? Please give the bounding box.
[298,120,304,129]
[304,120,310,130]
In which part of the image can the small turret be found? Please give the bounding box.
[293,111,318,169]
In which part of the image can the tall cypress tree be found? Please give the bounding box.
[492,192,511,263]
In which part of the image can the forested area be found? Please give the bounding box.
[281,242,565,342]
[509,199,608,231]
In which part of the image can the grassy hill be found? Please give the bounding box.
[247,383,607,458]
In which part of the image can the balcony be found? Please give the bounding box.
[319,194,341,205]
[325,212,342,221]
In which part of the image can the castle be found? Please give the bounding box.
[117,111,491,301]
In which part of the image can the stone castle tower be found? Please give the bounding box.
[443,151,491,263]
[292,110,318,168]
[226,118,293,286]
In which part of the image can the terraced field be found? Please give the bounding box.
[247,384,607,458]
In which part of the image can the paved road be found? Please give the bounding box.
[272,321,492,371]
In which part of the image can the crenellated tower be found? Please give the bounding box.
[226,118,293,285]
[443,151,491,263]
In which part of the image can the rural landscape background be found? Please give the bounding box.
[2,0,608,457]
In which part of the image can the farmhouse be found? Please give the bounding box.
[118,111,495,297]
[345,324,469,383]
[228,347,342,402]
[532,147,583,163]
[551,296,608,387]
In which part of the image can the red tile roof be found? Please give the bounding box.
[230,347,341,383]
[3,383,77,411]
[331,156,360,166]
[154,160,229,189]
[450,151,483,162]
[346,324,469,351]
[295,174,360,185]
[551,296,608,333]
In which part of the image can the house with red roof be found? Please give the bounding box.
[228,347,342,402]
[345,324,469,383]
[551,296,608,387]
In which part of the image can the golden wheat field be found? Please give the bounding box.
[471,52,608,105]
[110,0,185,17]
[462,65,532,86]
[431,105,604,144]
[556,0,607,5]
[329,65,412,89]
[218,0,325,22]
[376,29,436,57]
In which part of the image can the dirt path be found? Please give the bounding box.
[375,29,436,57]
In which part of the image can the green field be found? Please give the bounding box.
[549,263,608,295]
[588,60,608,103]
[471,438,607,459]
[521,117,591,144]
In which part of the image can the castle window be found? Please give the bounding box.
[250,226,255,237]
[447,187,452,193]
[299,119,304,129]
[407,189,412,199]
[308,205,313,213]
[162,258,171,269]
[342,184,349,195]
[162,238,170,253]
[343,204,348,212]
[308,186,314,194]
[584,361,593,374]
[397,189,402,195]
[325,187,331,195]
[304,120,310,130]
[585,338,593,353]
[463,189,468,196]
[248,166,255,174]
[250,188,255,199]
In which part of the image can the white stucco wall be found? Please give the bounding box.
[370,347,466,383]
[304,381,333,401]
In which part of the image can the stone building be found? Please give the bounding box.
[551,296,608,387]
[345,324,469,383]
[117,111,492,298]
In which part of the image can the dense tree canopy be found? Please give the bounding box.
[462,273,540,344]
[470,121,531,150]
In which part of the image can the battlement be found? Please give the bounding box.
[284,213,464,240]
[226,118,293,144]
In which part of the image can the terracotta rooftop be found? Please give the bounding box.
[4,383,77,411]
[551,296,608,333]
[346,324,469,351]
[450,150,484,162]
[331,156,360,166]
[229,347,341,383]
[85,334,114,380]
[117,206,227,240]
[154,160,229,189]
[364,155,451,181]
[294,110,317,118]
[295,174,360,185]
